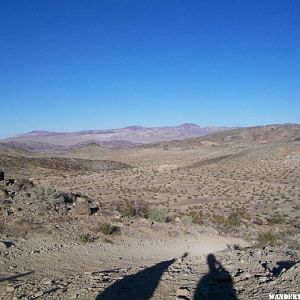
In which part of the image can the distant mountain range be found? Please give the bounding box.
[1,123,231,151]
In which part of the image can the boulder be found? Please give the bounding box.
[76,196,87,203]
[90,206,99,215]
[54,192,73,204]
[6,179,15,186]
[252,218,263,225]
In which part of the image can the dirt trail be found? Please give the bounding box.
[1,233,248,280]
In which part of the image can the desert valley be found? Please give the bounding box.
[0,123,299,299]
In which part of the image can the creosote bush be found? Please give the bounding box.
[79,233,94,243]
[148,207,168,223]
[227,210,242,226]
[210,207,249,227]
[211,214,226,224]
[187,210,204,224]
[118,199,149,218]
[181,215,193,225]
[268,214,286,224]
[98,221,116,235]
[257,230,277,247]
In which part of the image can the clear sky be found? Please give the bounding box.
[0,0,299,138]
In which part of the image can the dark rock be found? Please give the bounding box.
[252,218,264,225]
[0,170,4,181]
[227,244,241,250]
[6,179,15,186]
[54,192,74,204]
[0,240,15,248]
[90,207,99,215]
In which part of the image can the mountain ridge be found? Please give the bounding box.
[2,123,231,148]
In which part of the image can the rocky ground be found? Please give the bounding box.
[1,238,299,299]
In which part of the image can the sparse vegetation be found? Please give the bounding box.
[227,208,245,226]
[118,199,149,218]
[98,221,116,235]
[148,207,168,223]
[181,215,193,224]
[257,231,277,247]
[186,209,204,224]
[79,233,94,243]
[268,213,286,224]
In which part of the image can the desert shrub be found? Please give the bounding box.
[16,179,34,192]
[98,222,116,235]
[118,200,135,217]
[268,214,286,224]
[33,186,56,201]
[118,199,149,218]
[280,227,297,238]
[210,210,242,227]
[187,210,204,224]
[148,207,168,223]
[227,210,242,226]
[257,231,277,247]
[79,233,94,243]
[222,207,250,226]
[181,215,193,225]
[211,214,226,224]
[53,192,75,204]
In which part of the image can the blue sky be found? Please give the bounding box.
[0,0,299,138]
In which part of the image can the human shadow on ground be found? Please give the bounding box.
[96,258,176,300]
[0,271,34,283]
[194,254,237,300]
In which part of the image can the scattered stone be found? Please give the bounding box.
[234,271,251,282]
[70,294,78,299]
[227,244,241,250]
[258,276,271,283]
[176,287,190,299]
[6,286,15,292]
[34,291,44,297]
[6,179,15,186]
[41,279,54,285]
[252,218,264,225]
[90,206,99,215]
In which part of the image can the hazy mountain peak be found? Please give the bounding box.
[123,125,148,130]
[177,123,200,129]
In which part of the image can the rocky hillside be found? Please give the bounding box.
[145,124,300,149]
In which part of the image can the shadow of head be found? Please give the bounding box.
[193,254,237,300]
[207,254,217,270]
